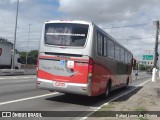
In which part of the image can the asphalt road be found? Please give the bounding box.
[0,73,151,120]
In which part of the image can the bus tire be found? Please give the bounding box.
[126,78,129,86]
[124,78,129,89]
[15,67,19,69]
[49,90,55,92]
[101,80,111,98]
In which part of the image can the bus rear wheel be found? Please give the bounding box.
[101,81,111,98]
[123,78,129,89]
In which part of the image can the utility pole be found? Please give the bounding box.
[11,0,19,69]
[152,20,159,82]
[26,24,31,65]
[154,20,159,68]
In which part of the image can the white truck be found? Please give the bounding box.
[0,40,21,69]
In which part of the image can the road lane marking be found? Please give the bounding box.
[0,92,59,106]
[80,79,151,120]
[0,76,36,80]
[12,80,34,82]
[0,80,35,85]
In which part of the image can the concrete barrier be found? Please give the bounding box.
[0,69,36,76]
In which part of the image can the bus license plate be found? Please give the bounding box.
[54,81,66,87]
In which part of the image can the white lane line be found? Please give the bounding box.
[80,79,151,120]
[0,92,59,106]
[0,76,36,80]
[0,80,34,84]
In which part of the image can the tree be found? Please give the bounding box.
[28,50,38,64]
[19,52,27,64]
[19,50,38,65]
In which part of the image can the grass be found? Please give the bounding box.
[139,117,149,120]
[90,103,115,117]
[100,103,115,111]
[135,106,147,112]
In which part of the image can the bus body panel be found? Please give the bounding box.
[37,55,89,84]
[37,78,91,96]
[37,55,92,96]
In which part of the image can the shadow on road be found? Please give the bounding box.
[45,86,143,107]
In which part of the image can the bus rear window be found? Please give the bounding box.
[45,23,89,47]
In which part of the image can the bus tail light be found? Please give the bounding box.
[88,58,94,83]
[88,58,94,73]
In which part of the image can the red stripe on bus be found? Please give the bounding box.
[37,69,88,84]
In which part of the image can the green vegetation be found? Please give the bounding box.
[90,103,116,117]
[139,64,153,71]
[135,106,146,111]
[139,117,148,120]
[19,50,38,65]
[100,103,115,111]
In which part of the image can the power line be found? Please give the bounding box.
[16,40,39,42]
[1,26,42,30]
[117,36,155,40]
[101,22,153,29]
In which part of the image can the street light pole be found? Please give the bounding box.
[26,24,31,65]
[11,0,19,69]
[152,20,159,82]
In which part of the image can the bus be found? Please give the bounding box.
[36,20,133,97]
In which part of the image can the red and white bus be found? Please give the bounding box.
[37,20,133,97]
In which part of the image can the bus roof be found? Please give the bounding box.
[45,20,91,25]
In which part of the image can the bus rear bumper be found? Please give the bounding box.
[37,78,91,96]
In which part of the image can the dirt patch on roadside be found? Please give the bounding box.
[88,80,160,120]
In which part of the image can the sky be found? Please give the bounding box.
[0,0,160,60]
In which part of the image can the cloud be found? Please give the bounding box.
[0,0,27,3]
[0,0,159,60]
[58,0,160,59]
[59,0,159,23]
[0,0,59,51]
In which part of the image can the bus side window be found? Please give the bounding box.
[97,32,104,56]
[120,48,125,62]
[125,51,128,63]
[128,53,132,64]
[97,32,102,56]
[115,45,120,61]
[104,37,107,57]
[107,39,114,59]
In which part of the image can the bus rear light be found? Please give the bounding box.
[88,58,94,83]
[89,58,94,65]
[88,58,94,73]
[88,65,93,73]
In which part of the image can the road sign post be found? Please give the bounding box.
[152,68,156,82]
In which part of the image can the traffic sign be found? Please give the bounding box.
[142,55,153,60]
